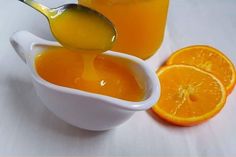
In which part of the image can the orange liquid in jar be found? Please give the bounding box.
[35,47,144,101]
[79,0,169,59]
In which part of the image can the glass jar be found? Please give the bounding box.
[79,0,169,59]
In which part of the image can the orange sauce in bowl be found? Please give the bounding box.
[35,47,144,101]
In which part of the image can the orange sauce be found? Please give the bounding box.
[49,4,116,51]
[79,0,169,59]
[35,47,144,101]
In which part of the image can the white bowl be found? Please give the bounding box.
[10,31,160,131]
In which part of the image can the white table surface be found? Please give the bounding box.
[0,0,236,156]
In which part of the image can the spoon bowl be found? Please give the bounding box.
[19,0,116,51]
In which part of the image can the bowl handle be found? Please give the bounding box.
[10,31,44,63]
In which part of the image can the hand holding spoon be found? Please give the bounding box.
[19,0,116,51]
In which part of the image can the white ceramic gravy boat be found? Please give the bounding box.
[10,31,160,131]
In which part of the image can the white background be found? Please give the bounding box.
[0,0,236,156]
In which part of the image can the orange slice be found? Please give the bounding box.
[167,45,235,94]
[152,65,226,126]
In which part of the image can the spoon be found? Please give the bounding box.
[19,0,116,51]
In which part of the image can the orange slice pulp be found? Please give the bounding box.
[152,64,227,126]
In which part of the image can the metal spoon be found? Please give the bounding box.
[19,0,116,51]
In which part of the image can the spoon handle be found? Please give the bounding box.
[19,0,51,17]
